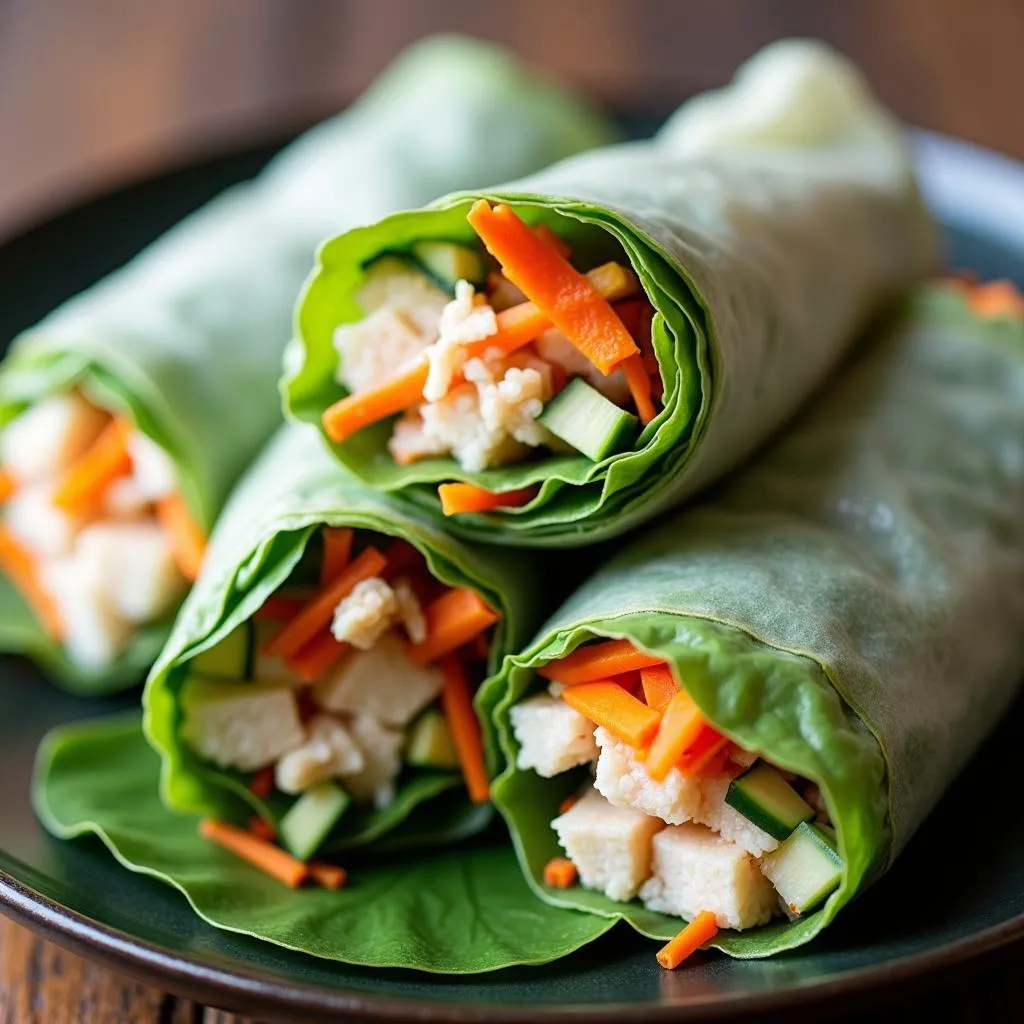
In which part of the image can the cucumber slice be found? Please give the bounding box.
[726,762,815,840]
[761,821,843,915]
[538,378,638,461]
[191,623,252,680]
[279,781,351,861]
[412,241,485,292]
[356,254,450,320]
[406,709,459,769]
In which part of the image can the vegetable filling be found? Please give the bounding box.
[0,391,205,670]
[510,639,841,967]
[322,203,662,514]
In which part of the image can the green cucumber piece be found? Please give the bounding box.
[412,241,485,292]
[190,623,252,680]
[406,709,459,769]
[279,781,351,861]
[538,378,638,462]
[761,821,843,915]
[726,762,815,840]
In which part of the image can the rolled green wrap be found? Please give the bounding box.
[145,423,544,850]
[0,36,616,691]
[286,40,938,546]
[483,282,1024,957]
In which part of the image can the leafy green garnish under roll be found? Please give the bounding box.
[482,281,1024,960]
[0,36,617,693]
[285,40,938,547]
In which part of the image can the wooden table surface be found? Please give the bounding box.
[1,1,1023,1020]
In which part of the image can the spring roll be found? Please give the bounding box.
[143,424,545,857]
[484,280,1024,961]
[0,37,615,692]
[285,40,937,546]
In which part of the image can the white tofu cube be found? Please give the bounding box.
[0,393,106,482]
[697,774,778,857]
[393,577,427,644]
[180,678,304,772]
[313,631,443,727]
[593,727,703,825]
[128,432,177,501]
[553,789,663,902]
[334,308,432,394]
[344,713,405,807]
[510,695,598,778]
[330,577,398,650]
[5,483,84,558]
[76,521,186,624]
[639,823,778,930]
[274,714,365,795]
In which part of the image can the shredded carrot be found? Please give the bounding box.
[0,469,18,504]
[470,631,491,661]
[247,816,277,842]
[543,857,578,888]
[262,546,387,659]
[323,360,430,443]
[198,819,309,887]
[309,862,348,891]
[53,418,132,514]
[249,767,274,799]
[969,279,1024,320]
[533,223,572,259]
[646,689,706,782]
[677,724,729,777]
[0,525,63,638]
[656,911,719,969]
[640,665,678,713]
[538,638,666,686]
[562,680,661,749]
[558,795,579,815]
[285,630,350,683]
[702,743,736,778]
[254,594,305,622]
[438,482,537,516]
[320,527,354,585]
[620,353,657,425]
[408,587,499,666]
[156,494,207,581]
[467,201,639,374]
[438,654,490,803]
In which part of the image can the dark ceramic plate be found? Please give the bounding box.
[0,130,1022,1023]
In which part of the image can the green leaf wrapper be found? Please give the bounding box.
[33,714,617,972]
[285,40,938,547]
[483,283,1024,957]
[0,36,617,692]
[144,423,545,850]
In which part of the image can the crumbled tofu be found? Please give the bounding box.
[128,432,177,501]
[553,789,663,902]
[180,679,304,772]
[393,577,427,644]
[334,308,431,394]
[510,695,598,777]
[535,330,632,406]
[313,630,443,727]
[468,358,552,448]
[330,577,398,650]
[387,410,447,465]
[0,393,106,482]
[355,259,450,336]
[345,713,405,807]
[547,680,565,698]
[593,726,703,824]
[4,484,85,558]
[696,774,778,856]
[639,823,778,930]
[76,521,185,624]
[43,555,131,670]
[274,714,365,795]
[103,476,151,518]
[423,281,497,401]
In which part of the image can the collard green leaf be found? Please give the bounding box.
[33,714,615,972]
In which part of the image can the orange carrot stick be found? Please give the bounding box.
[656,911,719,969]
[533,223,572,259]
[320,527,354,585]
[558,795,579,815]
[538,638,666,686]
[262,547,387,659]
[620,353,657,425]
[543,857,578,888]
[562,681,661,749]
[198,819,309,887]
[467,201,639,374]
[247,816,277,842]
[0,469,18,504]
[438,483,537,516]
[0,525,63,638]
[438,654,491,803]
[701,742,735,778]
[677,724,729,777]
[309,862,348,890]
[646,689,706,782]
[285,630,350,684]
[254,594,306,622]
[640,665,678,713]
[408,587,499,666]
[53,418,132,514]
[969,279,1024,320]
[249,766,274,799]
[156,494,207,581]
